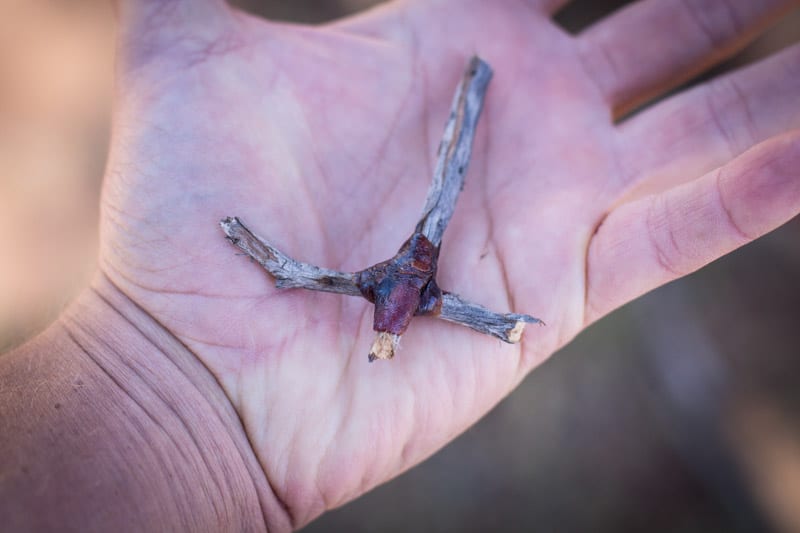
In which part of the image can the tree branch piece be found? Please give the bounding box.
[440,292,544,343]
[220,56,543,362]
[416,56,493,247]
[220,217,359,296]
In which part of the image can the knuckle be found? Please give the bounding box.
[680,0,743,53]
[705,76,758,156]
[645,196,687,278]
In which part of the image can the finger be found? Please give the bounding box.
[577,0,796,115]
[585,131,800,324]
[115,0,232,74]
[616,42,800,198]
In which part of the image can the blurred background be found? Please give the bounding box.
[1,0,799,531]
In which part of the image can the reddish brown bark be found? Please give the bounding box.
[356,233,443,338]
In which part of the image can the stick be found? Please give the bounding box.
[416,56,493,247]
[221,216,543,352]
[440,293,543,343]
[220,217,359,296]
[220,56,543,362]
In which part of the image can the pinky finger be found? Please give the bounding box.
[585,131,800,325]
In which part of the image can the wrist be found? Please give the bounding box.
[0,273,291,532]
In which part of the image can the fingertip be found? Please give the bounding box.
[718,129,800,239]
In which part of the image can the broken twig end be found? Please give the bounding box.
[507,321,526,343]
[368,332,400,362]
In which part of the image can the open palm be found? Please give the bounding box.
[101,0,799,528]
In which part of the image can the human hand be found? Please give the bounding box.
[102,0,799,528]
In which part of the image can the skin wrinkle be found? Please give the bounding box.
[269,430,299,529]
[400,362,434,472]
[60,327,199,531]
[331,304,357,399]
[300,122,339,263]
[572,131,630,323]
[178,332,251,352]
[122,1,186,72]
[101,260,268,299]
[312,311,361,512]
[399,374,418,467]
[478,101,532,372]
[679,0,744,54]
[706,79,742,158]
[267,53,330,263]
[598,38,626,106]
[293,408,335,512]
[265,324,341,523]
[615,105,694,191]
[327,298,350,395]
[646,195,685,278]
[574,35,616,109]
[123,2,252,78]
[122,34,222,98]
[315,369,352,510]
[101,215,178,270]
[727,77,759,149]
[334,310,375,492]
[253,355,303,527]
[581,121,629,254]
[481,102,515,318]
[351,167,406,264]
[82,287,249,526]
[66,316,198,471]
[103,262,185,302]
[282,405,322,528]
[337,392,382,509]
[339,40,424,259]
[90,275,281,531]
[714,167,753,241]
[581,209,610,328]
[340,89,413,264]
[180,26,251,72]
[389,391,415,487]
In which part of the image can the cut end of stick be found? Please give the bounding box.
[507,321,527,344]
[506,316,546,343]
[368,332,400,362]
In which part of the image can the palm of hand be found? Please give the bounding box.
[100,1,797,525]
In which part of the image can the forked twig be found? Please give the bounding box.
[221,56,543,361]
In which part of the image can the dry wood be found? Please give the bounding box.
[220,56,543,361]
[416,57,492,247]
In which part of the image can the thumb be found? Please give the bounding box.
[115,0,232,75]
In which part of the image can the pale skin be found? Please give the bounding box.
[1,0,799,531]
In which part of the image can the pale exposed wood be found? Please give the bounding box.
[368,332,400,362]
